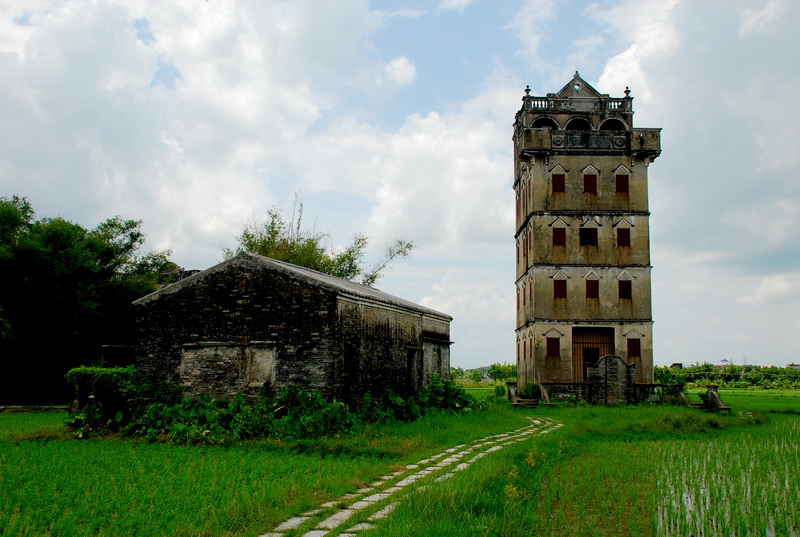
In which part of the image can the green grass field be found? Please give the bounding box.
[1,390,797,536]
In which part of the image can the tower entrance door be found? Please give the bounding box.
[572,328,614,382]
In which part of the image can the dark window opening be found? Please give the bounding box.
[566,117,592,131]
[579,228,598,246]
[619,280,632,299]
[584,174,597,193]
[586,279,599,299]
[616,174,629,193]
[617,228,631,247]
[552,174,565,193]
[627,338,641,358]
[546,337,560,357]
[553,227,566,246]
[532,117,559,129]
[600,119,627,131]
[554,279,567,299]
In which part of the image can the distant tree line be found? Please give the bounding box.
[451,363,516,383]
[656,363,800,389]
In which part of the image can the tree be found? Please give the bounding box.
[224,195,414,287]
[0,196,171,403]
[487,363,517,383]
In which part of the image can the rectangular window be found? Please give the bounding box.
[627,338,641,358]
[579,228,598,246]
[617,228,631,247]
[616,174,629,193]
[552,174,565,193]
[586,279,599,299]
[554,279,567,299]
[546,337,560,357]
[619,280,632,299]
[584,174,597,193]
[552,227,566,246]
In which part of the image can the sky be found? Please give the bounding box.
[2,0,799,369]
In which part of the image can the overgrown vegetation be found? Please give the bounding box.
[64,370,478,444]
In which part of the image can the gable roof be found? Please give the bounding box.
[555,71,603,99]
[134,251,452,320]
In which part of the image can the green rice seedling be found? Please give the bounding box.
[654,414,799,536]
[0,411,67,440]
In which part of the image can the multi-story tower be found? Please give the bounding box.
[514,72,661,387]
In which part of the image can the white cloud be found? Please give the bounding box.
[383,56,416,86]
[738,274,799,305]
[505,0,557,70]
[739,0,784,37]
[437,0,473,13]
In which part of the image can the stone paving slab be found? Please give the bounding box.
[260,416,562,537]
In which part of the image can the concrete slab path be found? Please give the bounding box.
[259,416,563,537]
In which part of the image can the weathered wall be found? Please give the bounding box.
[135,258,340,398]
[134,255,451,402]
[337,299,450,401]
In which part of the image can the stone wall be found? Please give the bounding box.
[135,258,341,399]
[134,254,451,402]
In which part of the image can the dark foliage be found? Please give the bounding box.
[66,371,479,444]
[0,196,170,404]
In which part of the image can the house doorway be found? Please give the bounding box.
[572,328,614,382]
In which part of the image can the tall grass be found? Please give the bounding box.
[1,393,797,536]
[362,402,796,537]
[0,401,531,536]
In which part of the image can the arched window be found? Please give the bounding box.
[599,118,628,131]
[532,117,559,129]
[565,117,592,131]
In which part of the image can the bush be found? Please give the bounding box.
[119,373,479,445]
[64,366,180,438]
[518,383,542,399]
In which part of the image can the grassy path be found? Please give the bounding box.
[260,417,563,537]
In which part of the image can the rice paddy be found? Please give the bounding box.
[1,390,798,536]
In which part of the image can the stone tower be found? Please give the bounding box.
[514,72,661,388]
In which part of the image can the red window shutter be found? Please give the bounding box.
[586,279,599,299]
[617,228,631,247]
[619,280,632,299]
[579,228,598,246]
[616,174,629,193]
[584,174,597,193]
[627,338,641,358]
[554,279,567,299]
[552,174,565,193]
[553,227,566,246]
[547,337,560,357]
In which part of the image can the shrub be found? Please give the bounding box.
[64,366,181,438]
[517,383,542,399]
[122,374,478,444]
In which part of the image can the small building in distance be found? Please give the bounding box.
[513,72,661,401]
[133,251,452,402]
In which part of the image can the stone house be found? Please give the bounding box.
[133,252,452,402]
[513,73,661,401]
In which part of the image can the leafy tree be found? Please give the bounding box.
[487,362,517,383]
[224,195,414,286]
[0,196,170,403]
[467,369,482,383]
